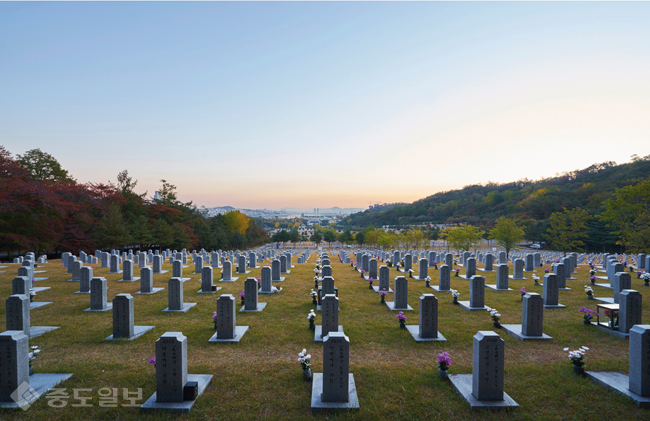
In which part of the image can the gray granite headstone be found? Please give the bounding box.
[525,254,534,272]
[80,266,93,293]
[321,331,350,403]
[394,276,409,309]
[418,259,428,279]
[472,331,504,401]
[369,259,378,280]
[71,260,83,281]
[553,263,566,289]
[244,278,258,310]
[469,276,485,308]
[445,253,453,268]
[629,325,650,397]
[172,260,183,279]
[322,265,332,278]
[216,295,236,339]
[195,255,204,274]
[322,276,335,295]
[6,294,30,335]
[321,294,339,338]
[122,259,135,281]
[496,264,509,290]
[201,267,214,293]
[155,332,188,403]
[498,252,507,264]
[140,267,153,293]
[0,331,29,402]
[613,272,632,304]
[110,254,121,273]
[168,277,184,311]
[512,259,524,279]
[280,255,288,273]
[261,267,272,292]
[113,294,135,338]
[619,290,642,334]
[12,276,30,296]
[378,266,390,292]
[271,259,280,281]
[522,293,544,337]
[419,294,438,339]
[484,254,494,271]
[222,261,233,281]
[465,258,476,278]
[543,274,559,306]
[404,254,412,272]
[90,277,109,310]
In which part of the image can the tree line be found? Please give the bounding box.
[0,146,268,256]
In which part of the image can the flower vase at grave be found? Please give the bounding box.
[368,282,373,290]
[381,295,385,304]
[438,368,448,380]
[399,320,406,329]
[426,280,430,288]
[493,321,501,329]
[312,297,317,305]
[309,320,315,331]
[303,368,312,381]
[584,319,592,326]
[453,298,458,305]
[573,365,585,376]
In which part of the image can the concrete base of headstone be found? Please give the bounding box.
[0,373,74,410]
[208,326,249,343]
[508,275,526,280]
[67,279,80,282]
[259,288,282,294]
[271,277,286,282]
[84,303,113,312]
[485,285,513,291]
[592,323,629,339]
[237,270,251,274]
[477,268,494,272]
[239,303,267,312]
[30,302,53,310]
[219,277,239,283]
[33,277,49,282]
[176,277,191,282]
[585,371,650,408]
[153,270,169,274]
[110,270,123,274]
[32,287,50,293]
[119,277,140,282]
[284,270,291,274]
[458,275,474,280]
[311,373,359,413]
[105,325,155,341]
[457,301,489,311]
[448,374,519,411]
[523,270,537,273]
[314,325,344,342]
[412,276,428,280]
[385,302,413,311]
[372,286,393,293]
[162,303,197,313]
[430,286,449,292]
[140,374,213,414]
[34,270,46,273]
[249,265,258,269]
[544,304,566,309]
[593,297,615,304]
[559,287,572,291]
[197,287,222,293]
[596,276,609,280]
[136,288,165,295]
[30,326,60,339]
[594,283,613,289]
[501,324,552,341]
[405,325,446,342]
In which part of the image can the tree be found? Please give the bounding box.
[543,207,591,255]
[310,231,323,244]
[355,231,365,245]
[441,225,484,252]
[17,148,74,182]
[271,230,290,243]
[223,210,250,235]
[338,230,353,244]
[599,179,650,252]
[323,230,337,245]
[489,217,525,257]
[289,229,301,243]
[95,203,131,250]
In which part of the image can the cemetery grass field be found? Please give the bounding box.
[1,251,649,420]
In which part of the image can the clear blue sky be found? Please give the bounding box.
[2,2,650,209]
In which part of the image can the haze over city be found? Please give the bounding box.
[2,2,650,209]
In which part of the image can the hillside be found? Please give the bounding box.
[344,156,650,249]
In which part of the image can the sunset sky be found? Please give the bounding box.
[2,2,650,209]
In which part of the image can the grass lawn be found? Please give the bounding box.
[1,249,648,420]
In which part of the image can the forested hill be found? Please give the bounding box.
[345,156,650,231]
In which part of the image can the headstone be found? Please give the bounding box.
[512,259,524,279]
[243,278,259,310]
[378,266,390,292]
[472,331,504,401]
[122,259,137,281]
[496,264,509,290]
[613,272,632,304]
[464,258,476,278]
[619,290,642,334]
[271,259,281,281]
[404,254,412,272]
[542,274,561,307]
[71,260,83,281]
[321,331,350,403]
[0,331,29,403]
[469,276,485,308]
[80,266,93,293]
[89,277,110,311]
[629,325,650,397]
[12,276,30,296]
[237,255,246,274]
[6,294,30,335]
[525,254,534,272]
[172,260,184,279]
[419,294,439,339]
[153,255,163,273]
[201,267,214,293]
[222,260,233,281]
[369,259,378,280]
[418,259,428,280]
[498,252,507,264]
[261,267,272,292]
[322,276,335,295]
[321,294,339,339]
[140,267,154,293]
[112,294,135,338]
[394,276,409,309]
[168,278,184,311]
[553,263,567,289]
[280,255,288,273]
[484,254,494,271]
[522,293,544,337]
[445,253,453,268]
[322,265,332,278]
[216,295,236,339]
[110,254,121,273]
[438,265,450,291]
[155,332,188,402]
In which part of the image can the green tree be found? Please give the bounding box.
[310,231,323,244]
[355,231,365,245]
[441,225,484,252]
[17,148,74,182]
[489,217,525,257]
[152,219,174,248]
[323,230,337,245]
[338,230,353,244]
[599,179,650,252]
[95,203,131,250]
[289,229,301,243]
[543,207,592,255]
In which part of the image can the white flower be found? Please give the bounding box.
[31,346,38,350]
[564,347,569,351]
